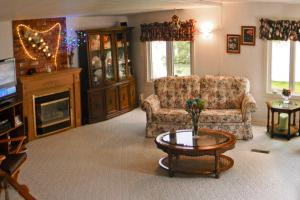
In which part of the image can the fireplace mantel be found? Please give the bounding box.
[17,68,82,141]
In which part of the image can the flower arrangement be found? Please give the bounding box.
[62,28,86,68]
[63,29,79,55]
[185,97,205,135]
[282,88,291,104]
[63,28,86,55]
[282,88,291,97]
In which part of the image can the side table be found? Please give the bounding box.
[266,99,300,140]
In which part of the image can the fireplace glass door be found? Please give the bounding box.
[34,90,71,136]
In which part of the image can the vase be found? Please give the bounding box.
[282,93,291,104]
[68,52,74,68]
[193,125,198,136]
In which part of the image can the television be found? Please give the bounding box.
[0,58,17,104]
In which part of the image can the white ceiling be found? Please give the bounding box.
[0,0,299,22]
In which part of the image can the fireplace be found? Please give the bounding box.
[17,68,82,141]
[34,90,71,136]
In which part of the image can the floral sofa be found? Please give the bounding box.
[141,75,257,139]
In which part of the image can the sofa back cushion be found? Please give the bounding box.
[200,75,250,109]
[155,75,200,108]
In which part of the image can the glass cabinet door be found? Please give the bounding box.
[116,32,127,80]
[103,33,115,83]
[126,31,134,78]
[89,34,103,86]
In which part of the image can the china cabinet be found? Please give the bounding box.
[79,27,137,124]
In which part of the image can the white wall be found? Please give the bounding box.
[221,3,300,124]
[0,21,13,59]
[128,3,300,125]
[3,4,300,125]
[66,15,128,69]
[128,7,221,101]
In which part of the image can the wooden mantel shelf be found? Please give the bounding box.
[17,68,82,141]
[17,68,81,81]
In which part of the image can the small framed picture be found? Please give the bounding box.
[227,34,240,54]
[241,26,256,46]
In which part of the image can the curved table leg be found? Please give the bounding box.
[168,150,173,177]
[215,155,220,179]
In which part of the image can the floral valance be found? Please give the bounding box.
[140,19,196,42]
[259,18,300,41]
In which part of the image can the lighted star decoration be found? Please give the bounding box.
[17,23,62,67]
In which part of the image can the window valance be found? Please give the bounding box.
[140,19,196,42]
[259,18,300,41]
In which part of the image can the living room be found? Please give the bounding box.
[0,1,300,199]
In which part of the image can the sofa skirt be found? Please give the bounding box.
[146,122,253,140]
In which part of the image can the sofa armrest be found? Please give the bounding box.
[242,93,257,125]
[141,94,161,123]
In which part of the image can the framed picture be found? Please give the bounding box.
[241,26,256,46]
[227,34,240,54]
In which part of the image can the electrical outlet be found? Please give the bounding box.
[139,94,144,100]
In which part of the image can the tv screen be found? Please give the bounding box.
[0,58,17,102]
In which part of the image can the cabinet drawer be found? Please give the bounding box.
[130,81,137,106]
[88,89,106,120]
[119,84,130,110]
[106,87,119,115]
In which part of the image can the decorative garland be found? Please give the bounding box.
[140,19,196,42]
[259,18,300,41]
[17,23,61,66]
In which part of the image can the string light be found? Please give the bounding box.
[32,44,36,47]
[17,23,61,66]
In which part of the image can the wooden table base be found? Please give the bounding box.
[159,154,234,178]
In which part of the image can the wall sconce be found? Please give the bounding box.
[200,29,212,37]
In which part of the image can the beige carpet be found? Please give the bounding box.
[19,107,300,200]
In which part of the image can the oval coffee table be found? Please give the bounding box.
[155,129,236,178]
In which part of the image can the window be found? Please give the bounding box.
[265,40,300,96]
[146,41,194,82]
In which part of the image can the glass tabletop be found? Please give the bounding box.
[162,130,230,147]
[269,100,300,109]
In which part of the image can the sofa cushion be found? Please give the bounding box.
[155,77,176,108]
[200,75,250,109]
[152,108,189,122]
[200,109,243,123]
[155,75,200,108]
[174,76,201,108]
